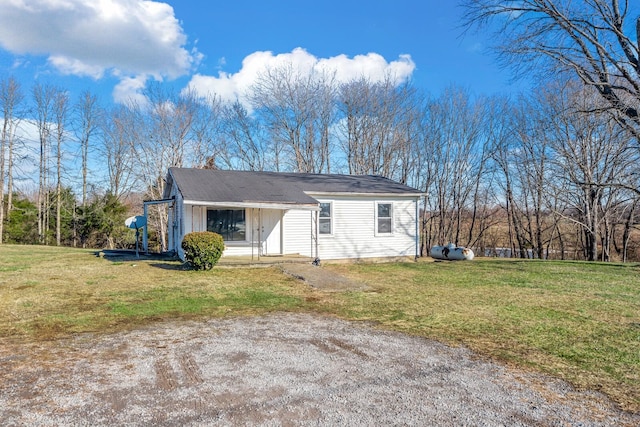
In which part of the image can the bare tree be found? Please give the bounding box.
[219,101,272,171]
[489,91,569,259]
[53,89,69,246]
[0,76,23,244]
[489,115,529,258]
[336,77,420,181]
[419,87,492,249]
[542,82,638,260]
[75,90,101,207]
[130,84,204,251]
[250,63,336,173]
[617,197,639,261]
[190,93,223,169]
[488,80,639,261]
[337,77,378,175]
[33,83,58,244]
[466,96,521,257]
[462,0,640,139]
[516,103,553,259]
[101,105,137,198]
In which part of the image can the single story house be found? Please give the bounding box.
[162,167,422,261]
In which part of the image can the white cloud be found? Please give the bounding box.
[185,48,416,105]
[317,52,415,83]
[113,74,149,105]
[0,0,199,81]
[48,55,106,79]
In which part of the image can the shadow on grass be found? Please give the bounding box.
[96,249,179,264]
[149,262,190,271]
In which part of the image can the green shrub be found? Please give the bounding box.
[181,231,225,270]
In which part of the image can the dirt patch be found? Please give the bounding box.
[1,313,637,426]
[280,264,370,291]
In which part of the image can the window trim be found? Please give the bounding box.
[375,201,394,236]
[318,201,333,236]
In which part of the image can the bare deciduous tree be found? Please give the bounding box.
[490,92,566,259]
[130,84,211,251]
[219,101,271,171]
[462,0,640,139]
[53,89,69,246]
[250,63,336,173]
[102,105,136,199]
[337,77,420,181]
[543,83,638,261]
[0,76,23,244]
[33,83,57,244]
[190,93,223,169]
[75,90,101,207]
[419,87,491,249]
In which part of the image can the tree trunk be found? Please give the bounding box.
[621,200,637,263]
[0,114,6,244]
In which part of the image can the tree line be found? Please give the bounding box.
[1,0,638,260]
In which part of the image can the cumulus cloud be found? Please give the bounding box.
[0,0,199,82]
[113,74,149,105]
[185,48,416,105]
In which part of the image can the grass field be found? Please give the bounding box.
[1,245,639,413]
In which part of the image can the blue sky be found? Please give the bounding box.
[0,0,527,106]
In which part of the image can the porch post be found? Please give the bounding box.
[251,208,257,262]
[314,209,319,260]
[143,202,148,254]
[415,197,419,260]
[258,208,261,260]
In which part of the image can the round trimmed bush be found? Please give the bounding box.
[181,231,225,270]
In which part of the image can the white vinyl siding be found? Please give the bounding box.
[312,195,417,260]
[173,195,418,261]
[282,209,314,257]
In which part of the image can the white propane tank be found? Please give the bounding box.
[430,243,474,261]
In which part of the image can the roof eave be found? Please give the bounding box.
[305,191,424,198]
[183,200,321,211]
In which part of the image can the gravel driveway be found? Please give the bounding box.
[1,313,637,426]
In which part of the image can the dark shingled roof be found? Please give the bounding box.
[166,168,421,205]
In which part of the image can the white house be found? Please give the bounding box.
[162,167,422,262]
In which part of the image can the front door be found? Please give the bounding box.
[261,209,282,255]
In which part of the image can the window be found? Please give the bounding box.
[318,202,332,235]
[207,209,246,241]
[376,203,393,234]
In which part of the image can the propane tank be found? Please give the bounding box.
[430,243,474,260]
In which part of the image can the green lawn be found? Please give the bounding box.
[1,245,638,413]
[323,260,640,412]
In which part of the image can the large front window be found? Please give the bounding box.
[207,209,246,241]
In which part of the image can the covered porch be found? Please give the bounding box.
[97,249,315,266]
[170,201,321,261]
